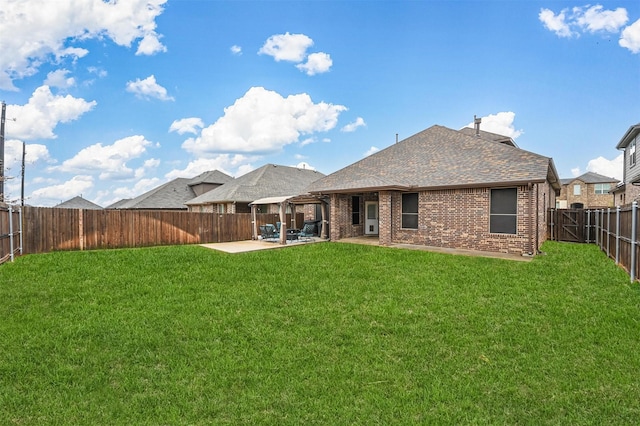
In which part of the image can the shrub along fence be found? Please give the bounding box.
[549,204,640,282]
[0,204,22,264]
[21,206,304,255]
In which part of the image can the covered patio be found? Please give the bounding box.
[249,194,329,245]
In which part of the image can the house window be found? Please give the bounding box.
[594,183,611,194]
[217,204,226,214]
[631,139,637,167]
[401,193,419,229]
[573,184,581,196]
[352,196,361,225]
[490,188,517,234]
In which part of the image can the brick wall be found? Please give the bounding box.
[330,185,553,255]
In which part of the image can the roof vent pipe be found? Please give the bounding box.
[396,133,399,144]
[474,115,481,137]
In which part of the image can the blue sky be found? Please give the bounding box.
[1,0,638,207]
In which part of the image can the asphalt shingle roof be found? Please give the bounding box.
[307,125,559,193]
[457,127,518,147]
[55,196,103,209]
[113,178,196,210]
[188,170,234,186]
[561,172,619,185]
[185,164,325,205]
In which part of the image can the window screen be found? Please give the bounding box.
[490,188,517,234]
[401,193,418,229]
[352,196,361,225]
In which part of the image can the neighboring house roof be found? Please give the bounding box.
[307,125,560,194]
[458,127,518,147]
[113,178,196,210]
[185,164,325,205]
[187,169,234,187]
[55,196,103,210]
[105,198,132,209]
[615,123,640,150]
[561,172,619,185]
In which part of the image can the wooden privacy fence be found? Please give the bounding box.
[22,206,304,254]
[0,204,22,264]
[549,205,640,282]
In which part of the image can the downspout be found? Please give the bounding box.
[528,182,534,255]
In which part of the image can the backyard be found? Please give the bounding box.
[1,241,639,424]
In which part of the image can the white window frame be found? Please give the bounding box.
[573,184,581,196]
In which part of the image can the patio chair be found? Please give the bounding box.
[297,222,315,242]
[260,224,279,242]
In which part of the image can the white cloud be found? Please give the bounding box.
[296,52,333,75]
[620,19,640,53]
[586,154,623,181]
[164,155,252,180]
[293,162,315,171]
[5,140,53,173]
[169,117,205,135]
[30,175,95,206]
[44,69,76,89]
[259,32,313,62]
[231,45,242,55]
[574,5,628,34]
[540,5,632,49]
[464,111,523,139]
[126,75,174,101]
[364,146,380,157]
[182,87,347,155]
[341,117,366,133]
[5,85,96,140]
[55,135,153,180]
[87,66,108,78]
[571,167,582,177]
[539,8,576,38]
[136,32,167,56]
[0,0,167,90]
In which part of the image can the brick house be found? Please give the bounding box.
[306,125,560,256]
[556,172,618,209]
[612,123,640,206]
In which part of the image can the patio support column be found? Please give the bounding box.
[320,201,328,239]
[379,191,392,246]
[279,201,287,245]
[251,204,258,240]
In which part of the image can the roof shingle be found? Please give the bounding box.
[307,125,559,193]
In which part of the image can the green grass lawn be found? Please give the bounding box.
[1,241,639,425]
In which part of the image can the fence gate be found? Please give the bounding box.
[551,209,587,243]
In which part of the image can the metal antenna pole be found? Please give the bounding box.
[21,141,26,206]
[0,101,6,203]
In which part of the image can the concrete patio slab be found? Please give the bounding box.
[200,237,322,254]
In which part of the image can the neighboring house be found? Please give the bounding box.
[185,164,325,214]
[55,196,103,210]
[306,124,561,256]
[613,123,640,206]
[556,172,618,209]
[108,170,233,210]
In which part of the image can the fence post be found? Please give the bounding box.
[631,202,637,283]
[8,205,14,262]
[550,208,555,241]
[616,206,620,264]
[607,208,611,257]
[586,210,591,243]
[18,207,24,256]
[595,209,599,246]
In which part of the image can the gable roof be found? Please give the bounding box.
[185,164,325,205]
[615,123,640,150]
[55,196,103,210]
[561,172,619,185]
[187,169,234,187]
[307,125,560,194]
[113,178,195,210]
[457,127,518,147]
